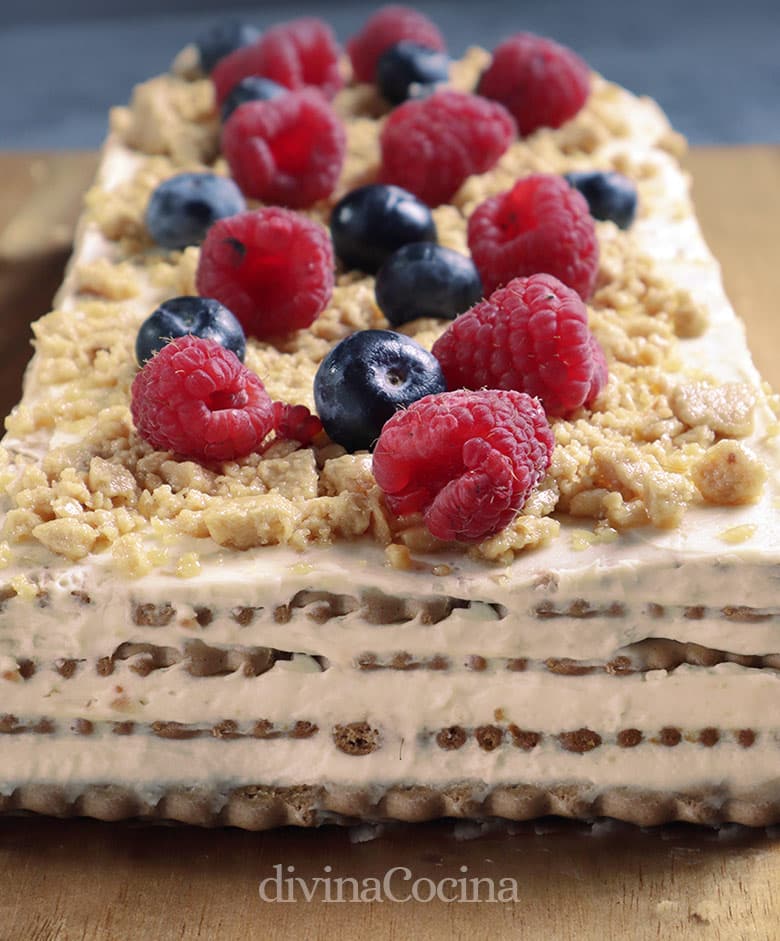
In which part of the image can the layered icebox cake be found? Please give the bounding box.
[1,11,779,828]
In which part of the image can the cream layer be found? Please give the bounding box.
[1,560,779,664]
[0,660,776,732]
[0,729,776,798]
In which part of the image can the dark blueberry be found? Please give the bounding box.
[195,20,260,73]
[406,82,445,101]
[375,243,482,326]
[221,76,287,122]
[564,171,638,230]
[313,330,446,452]
[145,173,245,250]
[330,184,437,274]
[135,296,246,365]
[377,42,450,105]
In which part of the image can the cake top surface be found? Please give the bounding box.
[0,18,778,599]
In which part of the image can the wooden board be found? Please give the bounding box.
[0,152,98,422]
[0,148,778,941]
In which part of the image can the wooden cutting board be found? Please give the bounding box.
[0,148,778,941]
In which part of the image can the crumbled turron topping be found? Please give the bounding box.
[671,381,756,437]
[0,52,770,574]
[9,574,37,602]
[693,441,767,506]
[113,74,220,166]
[175,551,201,578]
[718,524,757,545]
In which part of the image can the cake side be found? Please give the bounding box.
[0,34,778,827]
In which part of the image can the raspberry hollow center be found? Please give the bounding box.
[209,388,249,411]
[496,189,537,236]
[271,125,316,175]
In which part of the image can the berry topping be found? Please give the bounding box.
[372,389,554,542]
[564,170,638,230]
[196,207,334,339]
[222,91,345,209]
[221,76,287,123]
[380,90,515,207]
[431,273,608,417]
[135,296,246,365]
[467,173,599,299]
[330,184,437,274]
[477,33,590,136]
[313,330,446,452]
[131,337,274,462]
[347,5,446,83]
[377,42,450,105]
[375,243,482,326]
[212,18,343,105]
[195,20,260,74]
[272,402,323,445]
[144,173,245,250]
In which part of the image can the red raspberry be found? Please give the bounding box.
[478,33,590,136]
[372,389,554,542]
[347,5,446,83]
[272,402,323,445]
[380,90,515,207]
[212,18,343,105]
[196,208,334,339]
[221,91,345,208]
[467,173,598,299]
[131,337,274,462]
[431,273,608,417]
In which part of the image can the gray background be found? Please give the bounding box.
[2,0,779,149]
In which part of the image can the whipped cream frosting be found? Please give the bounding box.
[2,731,778,798]
[0,659,776,730]
[1,657,778,797]
[0,542,779,665]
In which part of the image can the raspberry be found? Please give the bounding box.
[212,18,343,105]
[478,33,590,136]
[431,273,608,417]
[347,5,446,83]
[372,389,554,542]
[380,90,515,207]
[131,337,274,462]
[272,402,323,445]
[221,91,345,208]
[467,173,599,299]
[196,208,334,339]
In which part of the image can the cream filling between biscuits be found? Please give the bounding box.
[0,732,777,798]
[0,660,777,730]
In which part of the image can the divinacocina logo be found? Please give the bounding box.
[258,865,521,903]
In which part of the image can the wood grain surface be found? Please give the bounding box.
[0,148,778,941]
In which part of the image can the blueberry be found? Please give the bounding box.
[375,243,482,326]
[221,76,287,123]
[195,20,260,73]
[330,184,437,274]
[314,330,446,452]
[406,82,445,101]
[135,296,246,365]
[377,42,450,105]
[564,171,638,230]
[145,173,246,250]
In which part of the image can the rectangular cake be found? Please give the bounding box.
[0,20,778,829]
